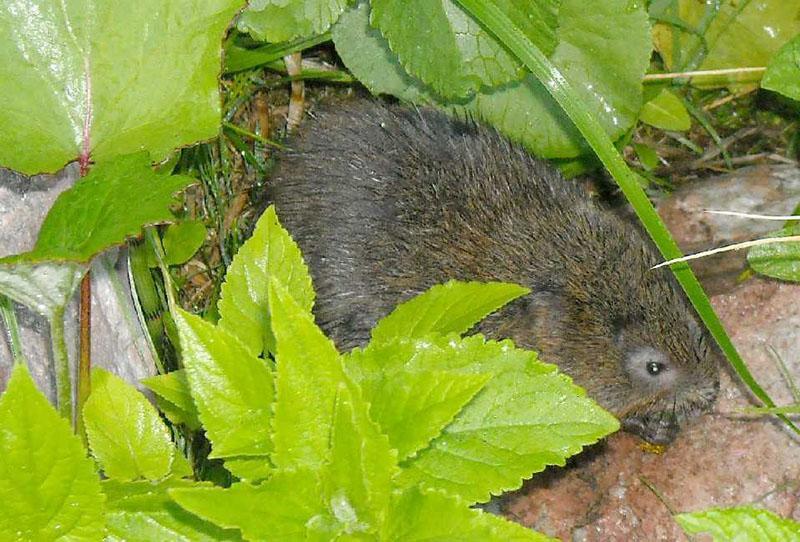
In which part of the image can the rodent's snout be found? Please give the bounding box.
[622,410,679,445]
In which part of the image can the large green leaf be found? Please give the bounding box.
[371,280,528,344]
[141,369,202,430]
[83,368,174,481]
[217,205,315,357]
[0,260,86,319]
[169,470,329,541]
[350,334,618,504]
[103,478,242,541]
[238,0,348,42]
[458,0,651,158]
[0,0,244,174]
[370,0,557,99]
[0,153,194,264]
[762,34,800,102]
[384,487,553,541]
[175,309,275,459]
[269,280,343,470]
[747,225,800,282]
[0,364,105,540]
[676,506,800,541]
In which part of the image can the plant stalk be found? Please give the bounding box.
[76,273,91,441]
[50,306,72,420]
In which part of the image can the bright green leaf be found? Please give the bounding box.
[747,225,800,282]
[175,309,275,458]
[103,478,242,541]
[384,487,553,541]
[639,89,691,131]
[0,0,244,174]
[675,506,800,541]
[238,0,347,42]
[0,260,86,319]
[370,0,556,99]
[269,280,343,469]
[162,220,207,266]
[459,0,650,158]
[0,153,194,264]
[83,368,174,481]
[223,456,273,482]
[763,34,800,102]
[371,280,528,344]
[170,470,328,541]
[0,364,105,540]
[142,370,202,430]
[217,205,315,357]
[633,143,660,171]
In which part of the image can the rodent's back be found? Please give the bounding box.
[267,101,720,444]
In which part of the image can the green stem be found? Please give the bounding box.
[453,0,795,433]
[0,295,25,365]
[50,307,72,420]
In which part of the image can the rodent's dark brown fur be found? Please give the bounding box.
[266,100,720,444]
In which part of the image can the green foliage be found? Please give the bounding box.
[639,89,692,132]
[83,368,175,481]
[238,0,348,42]
[0,0,244,175]
[161,220,208,266]
[0,261,87,320]
[762,34,800,102]
[0,364,105,541]
[676,506,800,541]
[142,369,202,430]
[747,225,800,283]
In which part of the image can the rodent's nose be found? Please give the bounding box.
[622,411,679,445]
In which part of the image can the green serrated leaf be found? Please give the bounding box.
[384,487,553,541]
[175,309,275,458]
[103,478,242,541]
[0,364,105,540]
[269,280,343,469]
[83,368,174,481]
[639,89,691,132]
[217,205,315,357]
[675,506,800,541]
[747,225,800,282]
[0,260,86,319]
[238,0,347,42]
[352,334,618,503]
[371,281,529,344]
[223,456,273,482]
[142,370,202,430]
[161,220,207,266]
[763,34,800,102]
[0,0,244,174]
[0,153,194,264]
[332,1,433,102]
[170,470,327,540]
[370,0,557,99]
[458,0,650,158]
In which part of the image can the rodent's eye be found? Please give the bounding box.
[646,360,666,376]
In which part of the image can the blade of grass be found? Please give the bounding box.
[0,294,25,365]
[224,32,331,74]
[453,0,796,434]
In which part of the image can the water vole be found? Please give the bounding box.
[265,100,720,444]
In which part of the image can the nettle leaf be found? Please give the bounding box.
[351,334,618,504]
[763,34,800,102]
[371,280,529,344]
[217,205,314,357]
[141,369,202,430]
[0,153,194,264]
[238,0,348,42]
[269,280,343,469]
[675,506,800,541]
[639,88,691,132]
[0,364,105,540]
[747,225,800,282]
[170,470,328,540]
[0,0,244,174]
[332,1,432,102]
[175,309,275,459]
[459,0,650,158]
[370,0,557,99]
[103,478,242,541]
[83,368,174,481]
[0,260,86,319]
[385,487,553,541]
